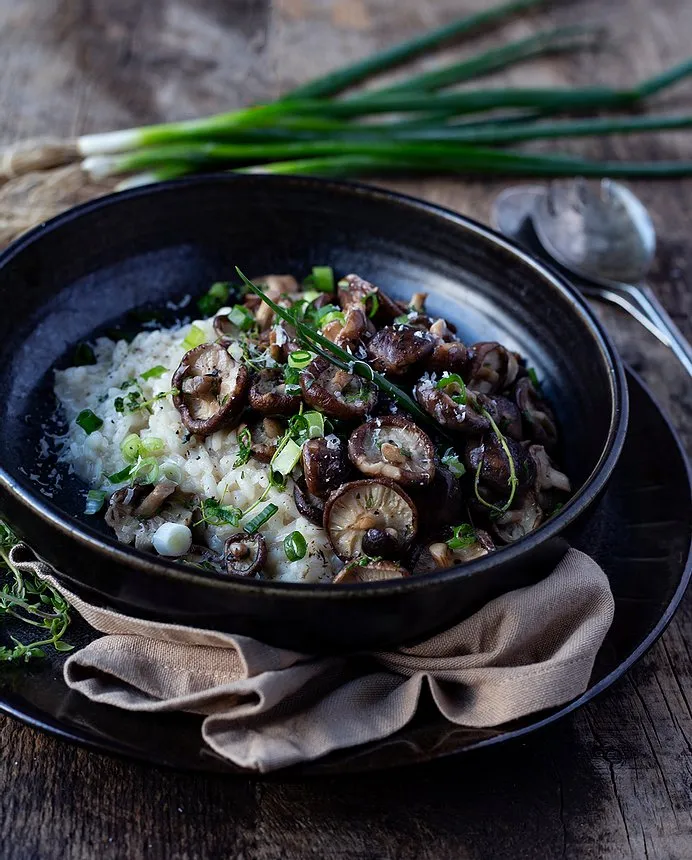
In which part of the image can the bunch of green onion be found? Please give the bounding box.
[67,0,692,188]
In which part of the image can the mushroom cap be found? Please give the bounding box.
[492,492,544,544]
[477,392,523,441]
[413,376,489,435]
[223,532,267,577]
[426,340,469,376]
[293,478,325,526]
[248,368,302,416]
[244,416,285,463]
[366,325,435,376]
[302,434,351,499]
[337,273,404,324]
[299,358,377,420]
[514,376,558,450]
[348,415,435,486]
[323,478,418,560]
[173,343,249,437]
[407,465,463,536]
[333,558,410,584]
[465,434,535,497]
[468,342,519,394]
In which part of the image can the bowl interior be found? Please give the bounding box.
[0,175,621,569]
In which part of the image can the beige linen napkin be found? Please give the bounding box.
[10,545,613,773]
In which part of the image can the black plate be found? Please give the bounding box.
[0,175,627,652]
[0,369,688,776]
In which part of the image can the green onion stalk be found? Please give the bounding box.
[85,114,692,181]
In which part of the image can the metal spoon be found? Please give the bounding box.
[492,180,692,375]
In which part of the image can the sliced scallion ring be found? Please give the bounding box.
[140,436,164,456]
[131,456,160,484]
[288,349,316,369]
[271,438,302,478]
[244,503,279,535]
[84,489,107,515]
[283,530,308,561]
[160,462,183,484]
[120,434,141,463]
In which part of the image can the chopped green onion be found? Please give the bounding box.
[120,434,142,463]
[302,289,320,303]
[319,309,346,328]
[441,448,466,478]
[131,457,160,484]
[447,523,477,550]
[244,503,279,534]
[310,266,335,293]
[161,462,183,484]
[303,411,324,439]
[394,314,410,325]
[366,292,380,319]
[283,365,302,396]
[288,349,316,369]
[436,373,467,404]
[527,367,541,389]
[198,281,231,317]
[140,436,164,456]
[84,489,107,515]
[107,465,133,484]
[227,304,256,331]
[73,342,96,366]
[284,530,308,561]
[141,365,168,381]
[76,409,103,435]
[271,438,302,478]
[182,324,207,350]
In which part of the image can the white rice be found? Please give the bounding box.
[54,314,339,583]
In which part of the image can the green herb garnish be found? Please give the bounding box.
[0,522,73,664]
[141,365,168,381]
[84,489,107,515]
[447,523,477,550]
[441,448,466,478]
[244,503,279,535]
[198,282,231,317]
[436,373,467,405]
[75,409,103,435]
[473,409,519,514]
[284,530,308,562]
[233,427,253,469]
[198,498,243,527]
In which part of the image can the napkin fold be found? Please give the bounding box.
[10,545,614,773]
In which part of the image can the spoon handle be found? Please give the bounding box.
[576,284,673,347]
[616,283,692,378]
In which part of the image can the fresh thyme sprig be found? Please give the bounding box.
[473,409,519,514]
[0,522,73,664]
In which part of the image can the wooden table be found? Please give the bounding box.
[1,2,691,858]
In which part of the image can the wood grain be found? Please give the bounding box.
[0,2,690,858]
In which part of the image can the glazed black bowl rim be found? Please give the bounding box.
[0,174,629,598]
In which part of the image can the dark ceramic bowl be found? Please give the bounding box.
[0,175,628,652]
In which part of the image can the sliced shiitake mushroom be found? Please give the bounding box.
[293,478,325,526]
[223,532,267,577]
[243,417,285,463]
[413,376,489,435]
[492,492,544,544]
[529,444,571,494]
[302,435,351,499]
[465,434,536,497]
[411,529,495,573]
[213,313,235,343]
[514,377,558,450]
[250,275,300,330]
[426,340,469,376]
[337,273,404,324]
[477,392,523,441]
[300,358,377,420]
[173,343,249,437]
[336,306,375,353]
[468,342,519,394]
[248,368,301,416]
[366,325,435,376]
[133,480,178,518]
[348,415,435,486]
[407,465,463,537]
[333,558,410,584]
[323,478,417,560]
